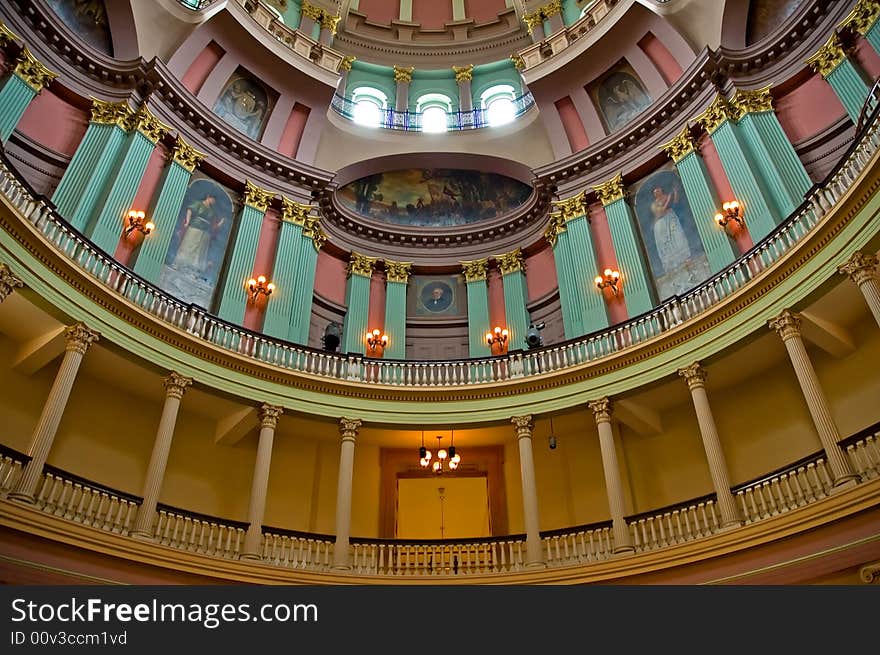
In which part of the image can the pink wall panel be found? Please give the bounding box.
[775,73,846,145]
[698,136,753,254]
[412,0,453,28]
[17,90,88,157]
[314,251,348,305]
[525,247,558,302]
[487,268,507,333]
[465,0,507,24]
[368,272,387,334]
[113,145,168,267]
[277,103,311,159]
[589,202,628,325]
[180,41,225,95]
[357,0,401,24]
[244,209,282,331]
[853,38,880,82]
[637,32,683,86]
[554,96,590,153]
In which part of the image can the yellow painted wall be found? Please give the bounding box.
[0,338,57,453]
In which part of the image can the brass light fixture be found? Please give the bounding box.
[486,326,509,354]
[123,209,154,238]
[419,431,461,473]
[246,275,275,300]
[365,328,388,354]
[595,268,621,296]
[715,200,744,234]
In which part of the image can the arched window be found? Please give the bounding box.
[350,87,388,128]
[416,93,453,133]
[480,84,517,127]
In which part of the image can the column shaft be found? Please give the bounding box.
[513,416,544,567]
[589,399,633,553]
[383,278,408,359]
[602,197,655,316]
[341,271,372,354]
[550,231,583,338]
[290,230,320,343]
[826,59,871,123]
[52,122,115,220]
[566,215,609,334]
[332,419,360,569]
[501,269,530,350]
[262,219,304,339]
[218,200,269,324]
[242,405,282,559]
[0,74,36,143]
[465,278,490,357]
[68,125,127,232]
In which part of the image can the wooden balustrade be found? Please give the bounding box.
[153,507,246,559]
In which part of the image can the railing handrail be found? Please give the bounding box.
[624,493,718,525]
[350,532,527,547]
[155,502,249,531]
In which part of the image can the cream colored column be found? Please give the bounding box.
[9,324,99,503]
[839,252,880,327]
[588,398,634,554]
[241,403,283,559]
[678,363,741,528]
[332,417,361,570]
[769,310,858,488]
[131,372,193,538]
[512,415,545,568]
[0,263,24,302]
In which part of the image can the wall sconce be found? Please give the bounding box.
[715,201,744,234]
[594,268,621,296]
[486,326,509,354]
[365,328,388,354]
[123,210,155,238]
[246,275,275,301]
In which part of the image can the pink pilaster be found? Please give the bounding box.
[487,267,507,333]
[525,247,557,302]
[368,270,387,334]
[277,103,311,159]
[16,90,88,157]
[113,144,168,267]
[181,41,226,95]
[554,96,590,153]
[243,208,281,332]
[637,32,683,86]
[589,202,627,325]
[699,136,753,253]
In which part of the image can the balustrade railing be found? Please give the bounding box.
[260,528,334,571]
[153,506,246,558]
[0,104,877,391]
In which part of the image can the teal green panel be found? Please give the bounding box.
[216,205,265,324]
[52,123,114,220]
[262,221,303,339]
[341,274,371,354]
[867,21,880,56]
[676,151,737,273]
[566,215,609,334]
[383,280,407,359]
[67,125,127,232]
[133,161,191,283]
[344,63,396,103]
[562,0,581,25]
[290,234,318,344]
[89,131,156,252]
[280,0,302,28]
[466,279,490,357]
[709,121,778,241]
[552,234,582,339]
[604,198,655,317]
[502,270,530,350]
[0,74,36,144]
[826,59,871,123]
[408,74,459,112]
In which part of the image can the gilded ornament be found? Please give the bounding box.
[300,1,323,21]
[164,372,193,400]
[544,212,567,247]
[64,323,100,355]
[0,21,20,48]
[522,12,543,34]
[497,248,525,275]
[550,191,588,222]
[593,173,626,206]
[244,181,274,212]
[12,48,57,92]
[452,65,474,83]
[768,309,802,341]
[89,98,134,130]
[587,397,612,423]
[259,403,284,429]
[838,251,878,286]
[393,65,414,83]
[731,85,774,119]
[677,362,707,390]
[659,126,698,163]
[303,216,327,251]
[339,417,362,440]
[840,0,880,36]
[542,0,562,18]
[510,53,525,71]
[511,415,534,438]
[694,94,737,134]
[281,197,311,225]
[129,106,170,144]
[0,262,24,303]
[320,13,341,34]
[348,252,377,278]
[384,261,412,284]
[339,55,356,72]
[805,33,847,78]
[171,136,206,172]
[460,258,488,282]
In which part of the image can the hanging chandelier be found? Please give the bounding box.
[419,431,461,473]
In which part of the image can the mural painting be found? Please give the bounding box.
[337,169,532,228]
[212,67,278,141]
[159,177,238,310]
[747,0,804,45]
[587,59,652,133]
[46,0,112,55]
[408,276,465,317]
[632,164,711,300]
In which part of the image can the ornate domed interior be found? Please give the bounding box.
[0,0,878,586]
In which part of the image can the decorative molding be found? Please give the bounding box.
[63,323,100,355]
[129,106,170,144]
[660,126,698,163]
[768,309,802,341]
[347,252,377,277]
[0,20,19,48]
[510,53,525,70]
[461,258,489,282]
[678,362,707,391]
[840,0,880,36]
[89,98,133,130]
[0,262,24,302]
[695,94,738,134]
[259,403,283,430]
[393,65,414,83]
[838,251,878,286]
[243,181,274,212]
[163,372,193,400]
[731,85,775,119]
[859,560,880,584]
[550,191,588,222]
[303,216,327,251]
[171,136,205,172]
[544,212,566,247]
[511,414,534,438]
[496,248,525,275]
[339,417,362,441]
[452,64,474,82]
[593,173,625,206]
[384,261,412,284]
[12,47,57,92]
[588,397,612,424]
[281,197,311,225]
[523,0,562,33]
[806,32,848,78]
[339,55,356,71]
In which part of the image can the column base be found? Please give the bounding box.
[525,560,547,569]
[611,547,635,557]
[7,491,36,504]
[830,475,860,493]
[717,520,742,532]
[330,564,352,572]
[130,530,156,542]
[239,553,262,561]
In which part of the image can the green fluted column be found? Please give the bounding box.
[696,95,778,241]
[662,128,737,273]
[546,217,582,339]
[463,260,491,357]
[733,88,812,216]
[807,33,871,123]
[0,48,56,143]
[52,100,131,227]
[562,0,581,25]
[383,262,411,360]
[341,253,375,355]
[262,214,304,340]
[595,175,655,317]
[565,212,608,334]
[217,182,274,324]
[289,218,322,343]
[89,107,168,251]
[498,249,530,350]
[133,137,205,283]
[866,20,880,55]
